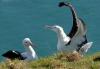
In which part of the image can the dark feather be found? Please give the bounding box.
[2,50,26,60]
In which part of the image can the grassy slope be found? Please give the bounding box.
[0,52,100,69]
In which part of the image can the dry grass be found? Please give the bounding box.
[0,52,100,69]
[55,52,82,62]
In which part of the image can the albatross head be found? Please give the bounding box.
[45,25,64,33]
[23,38,33,47]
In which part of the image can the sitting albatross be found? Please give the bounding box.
[2,38,38,60]
[45,2,93,55]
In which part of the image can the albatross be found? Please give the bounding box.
[45,2,93,55]
[58,2,93,52]
[2,38,38,61]
[45,25,92,54]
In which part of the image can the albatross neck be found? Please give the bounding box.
[25,46,36,54]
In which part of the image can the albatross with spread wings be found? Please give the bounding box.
[45,2,93,56]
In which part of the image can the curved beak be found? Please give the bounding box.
[45,25,53,30]
[29,41,33,46]
[30,41,37,48]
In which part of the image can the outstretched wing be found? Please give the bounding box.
[58,2,88,49]
[68,18,87,39]
[68,18,88,50]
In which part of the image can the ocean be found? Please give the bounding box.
[0,0,100,61]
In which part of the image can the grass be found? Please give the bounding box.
[0,52,100,69]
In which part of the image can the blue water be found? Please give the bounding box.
[0,0,100,61]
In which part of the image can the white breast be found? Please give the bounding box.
[21,51,38,61]
[57,36,76,53]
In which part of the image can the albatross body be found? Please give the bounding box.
[21,38,38,60]
[2,38,38,61]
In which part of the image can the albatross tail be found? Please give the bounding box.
[78,42,93,56]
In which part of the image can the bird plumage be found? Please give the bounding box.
[45,2,93,55]
[2,38,38,61]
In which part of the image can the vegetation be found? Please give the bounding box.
[0,52,100,69]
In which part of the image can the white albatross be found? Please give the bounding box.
[2,38,38,61]
[45,25,93,56]
[45,2,93,55]
[58,2,93,55]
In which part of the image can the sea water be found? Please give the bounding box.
[0,0,100,61]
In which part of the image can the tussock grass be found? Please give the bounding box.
[0,52,100,69]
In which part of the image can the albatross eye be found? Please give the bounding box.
[25,42,28,43]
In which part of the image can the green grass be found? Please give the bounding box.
[0,52,100,69]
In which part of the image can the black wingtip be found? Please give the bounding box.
[2,50,12,57]
[58,2,72,7]
[58,2,66,7]
[2,54,6,57]
[2,54,5,57]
